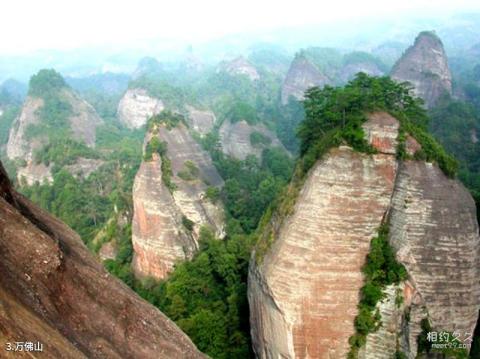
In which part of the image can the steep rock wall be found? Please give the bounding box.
[186,106,216,136]
[281,56,330,104]
[6,90,103,183]
[391,32,452,108]
[388,160,480,355]
[249,113,399,358]
[219,120,286,160]
[117,88,164,129]
[248,112,480,358]
[132,123,224,280]
[0,161,205,359]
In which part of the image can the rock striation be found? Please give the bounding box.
[219,120,286,160]
[391,31,452,108]
[281,55,330,104]
[0,160,205,358]
[117,88,164,129]
[248,112,480,358]
[132,122,225,280]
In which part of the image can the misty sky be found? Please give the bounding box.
[1,0,479,55]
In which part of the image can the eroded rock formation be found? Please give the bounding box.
[6,89,103,183]
[391,31,452,108]
[281,55,330,104]
[132,122,224,280]
[219,120,286,160]
[248,112,480,358]
[0,161,205,358]
[186,106,216,136]
[117,88,164,129]
[219,56,260,81]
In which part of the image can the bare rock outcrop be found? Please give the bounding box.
[186,106,216,136]
[6,88,103,184]
[388,160,480,355]
[117,88,164,129]
[7,91,102,162]
[17,162,53,186]
[0,160,205,358]
[219,120,286,160]
[248,112,480,358]
[6,97,44,162]
[219,56,260,81]
[281,55,330,104]
[391,31,452,108]
[64,158,104,179]
[132,122,224,280]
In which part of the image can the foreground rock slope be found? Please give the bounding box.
[248,112,480,358]
[0,161,205,359]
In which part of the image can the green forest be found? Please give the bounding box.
[5,65,480,359]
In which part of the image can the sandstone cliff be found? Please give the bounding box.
[7,90,102,162]
[391,31,452,108]
[219,119,286,160]
[0,160,205,358]
[117,88,165,129]
[6,88,103,184]
[132,121,224,280]
[248,112,480,358]
[281,55,330,104]
[219,56,260,81]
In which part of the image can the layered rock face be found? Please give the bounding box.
[281,55,330,104]
[220,56,260,81]
[388,160,480,355]
[7,91,102,162]
[117,88,164,129]
[248,112,480,358]
[186,106,216,136]
[0,161,205,358]
[6,89,103,183]
[132,122,224,280]
[219,120,286,160]
[391,32,452,108]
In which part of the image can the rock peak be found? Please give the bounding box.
[391,31,452,108]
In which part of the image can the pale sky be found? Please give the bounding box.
[1,0,479,54]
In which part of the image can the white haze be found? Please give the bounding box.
[0,0,479,81]
[1,0,479,54]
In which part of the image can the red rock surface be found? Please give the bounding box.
[248,112,480,358]
[132,123,225,280]
[0,161,205,358]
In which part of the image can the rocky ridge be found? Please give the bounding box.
[6,88,103,184]
[281,55,331,104]
[132,121,225,280]
[248,112,480,358]
[219,56,260,81]
[391,31,452,108]
[117,88,165,129]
